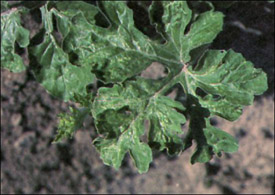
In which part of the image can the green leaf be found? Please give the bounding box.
[29,3,95,101]
[180,49,268,121]
[87,1,223,82]
[92,78,186,172]
[30,1,223,85]
[93,113,152,173]
[1,7,30,72]
[185,106,238,164]
[1,1,9,12]
[149,1,223,63]
[93,137,128,170]
[204,120,239,154]
[53,1,99,66]
[2,1,268,173]
[89,1,175,83]
[89,2,267,172]
[178,9,223,63]
[147,96,186,155]
[53,107,90,143]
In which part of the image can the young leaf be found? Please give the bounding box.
[1,6,30,72]
[53,107,89,143]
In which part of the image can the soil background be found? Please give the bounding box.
[1,1,274,194]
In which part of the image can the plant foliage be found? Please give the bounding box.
[1,1,268,173]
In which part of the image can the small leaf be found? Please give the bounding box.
[53,107,89,143]
[186,106,238,164]
[191,145,213,164]
[130,142,153,173]
[204,120,238,154]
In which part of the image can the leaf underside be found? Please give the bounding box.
[1,1,268,173]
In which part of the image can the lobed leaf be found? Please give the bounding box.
[29,3,95,101]
[184,106,238,164]
[89,2,177,83]
[90,1,267,172]
[91,1,223,81]
[92,78,186,172]
[1,1,268,173]
[180,49,268,121]
[1,6,30,72]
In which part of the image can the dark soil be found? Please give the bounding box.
[1,1,274,194]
